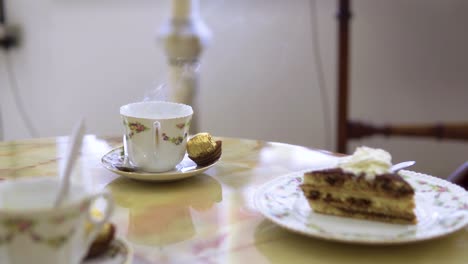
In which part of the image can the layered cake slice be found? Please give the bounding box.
[301,147,416,224]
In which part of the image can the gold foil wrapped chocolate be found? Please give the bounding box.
[187,133,222,166]
[187,133,217,158]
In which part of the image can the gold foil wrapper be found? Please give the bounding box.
[187,132,217,158]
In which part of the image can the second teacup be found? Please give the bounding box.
[120,101,193,172]
[0,177,114,264]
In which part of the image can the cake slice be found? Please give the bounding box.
[300,147,416,224]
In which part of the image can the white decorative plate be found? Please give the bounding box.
[101,147,218,182]
[254,170,468,244]
[83,238,132,264]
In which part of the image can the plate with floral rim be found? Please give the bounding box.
[101,147,219,182]
[254,169,468,244]
[83,238,132,264]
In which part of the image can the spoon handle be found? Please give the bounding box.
[391,161,416,173]
[54,119,86,207]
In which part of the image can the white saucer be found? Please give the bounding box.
[83,238,132,264]
[101,147,219,182]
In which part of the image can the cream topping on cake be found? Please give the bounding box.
[338,146,392,180]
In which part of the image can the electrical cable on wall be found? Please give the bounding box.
[0,0,5,140]
[0,0,37,139]
[2,50,39,138]
[309,0,332,150]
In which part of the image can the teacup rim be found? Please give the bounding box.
[0,177,101,215]
[120,100,193,120]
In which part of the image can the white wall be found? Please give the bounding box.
[0,0,467,178]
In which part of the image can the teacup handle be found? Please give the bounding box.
[153,121,161,158]
[84,192,114,248]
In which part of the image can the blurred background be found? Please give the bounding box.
[0,0,467,178]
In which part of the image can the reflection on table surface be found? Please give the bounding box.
[0,136,466,264]
[108,175,222,246]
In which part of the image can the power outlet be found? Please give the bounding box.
[0,24,20,49]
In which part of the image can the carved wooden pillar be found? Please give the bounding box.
[159,0,211,134]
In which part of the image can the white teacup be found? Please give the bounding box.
[0,177,114,264]
[120,101,193,172]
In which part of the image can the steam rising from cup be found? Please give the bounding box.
[143,83,168,102]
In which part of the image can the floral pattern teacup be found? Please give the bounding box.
[120,101,193,172]
[0,177,114,264]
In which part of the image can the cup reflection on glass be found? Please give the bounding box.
[0,177,114,264]
[120,101,193,173]
[108,175,222,246]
